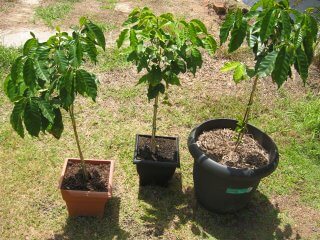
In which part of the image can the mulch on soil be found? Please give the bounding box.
[197,128,270,169]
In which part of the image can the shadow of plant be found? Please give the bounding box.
[51,197,129,240]
[138,173,295,240]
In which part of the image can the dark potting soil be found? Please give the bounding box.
[197,129,270,169]
[137,136,177,162]
[61,162,110,192]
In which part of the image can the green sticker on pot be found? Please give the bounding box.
[226,187,253,194]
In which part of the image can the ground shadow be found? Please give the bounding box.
[51,197,129,240]
[138,174,295,240]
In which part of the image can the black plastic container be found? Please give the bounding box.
[133,134,180,186]
[188,119,279,213]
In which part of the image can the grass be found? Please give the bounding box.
[1,43,320,240]
[35,0,80,28]
[99,0,118,10]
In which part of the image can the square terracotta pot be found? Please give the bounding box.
[58,158,115,218]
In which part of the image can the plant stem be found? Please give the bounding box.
[69,104,88,180]
[151,95,159,154]
[235,76,259,149]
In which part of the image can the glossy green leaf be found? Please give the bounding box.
[23,58,36,87]
[55,50,68,72]
[228,20,247,52]
[10,99,26,138]
[190,19,208,34]
[24,99,41,137]
[281,11,291,39]
[11,56,24,84]
[38,100,55,123]
[76,69,98,101]
[23,38,38,56]
[202,36,217,55]
[271,46,292,87]
[260,9,276,42]
[48,108,64,139]
[117,29,129,48]
[233,64,247,83]
[257,51,278,78]
[87,22,106,50]
[221,61,241,72]
[294,47,309,83]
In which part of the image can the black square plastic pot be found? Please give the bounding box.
[133,134,180,186]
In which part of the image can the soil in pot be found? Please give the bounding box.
[197,129,270,169]
[61,162,110,192]
[137,136,176,162]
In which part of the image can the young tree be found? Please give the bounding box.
[117,7,217,154]
[4,18,106,179]
[220,0,318,148]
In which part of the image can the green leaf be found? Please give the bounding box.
[84,39,98,63]
[138,74,148,84]
[129,29,138,47]
[233,64,247,83]
[149,66,162,86]
[220,12,235,45]
[202,35,217,55]
[24,99,41,137]
[303,32,314,64]
[23,38,38,56]
[221,61,241,72]
[306,15,318,40]
[34,60,49,82]
[271,46,292,87]
[281,11,291,40]
[55,50,68,72]
[117,29,129,48]
[23,58,36,87]
[188,23,203,46]
[228,20,247,52]
[257,51,278,78]
[294,47,309,83]
[76,69,98,101]
[87,21,106,50]
[190,19,208,34]
[11,56,24,84]
[10,99,26,138]
[38,100,55,123]
[260,9,276,42]
[48,108,64,139]
[4,75,19,102]
[147,83,165,100]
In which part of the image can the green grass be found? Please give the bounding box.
[35,0,80,28]
[0,43,320,239]
[99,0,117,10]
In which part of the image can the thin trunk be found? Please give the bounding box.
[235,76,259,149]
[151,95,159,154]
[69,104,88,180]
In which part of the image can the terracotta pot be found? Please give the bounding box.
[59,158,115,218]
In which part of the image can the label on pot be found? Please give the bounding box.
[226,187,253,194]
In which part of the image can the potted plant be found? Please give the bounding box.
[117,8,217,186]
[4,18,115,217]
[188,0,318,212]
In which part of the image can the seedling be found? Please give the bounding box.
[4,17,106,180]
[220,0,318,148]
[117,7,217,154]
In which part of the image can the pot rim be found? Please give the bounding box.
[58,158,115,197]
[188,118,279,179]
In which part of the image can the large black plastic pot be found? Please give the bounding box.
[188,119,279,213]
[133,134,180,186]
